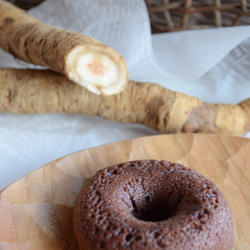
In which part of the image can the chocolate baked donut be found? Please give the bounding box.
[73,160,234,250]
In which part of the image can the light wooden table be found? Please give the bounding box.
[0,134,249,249]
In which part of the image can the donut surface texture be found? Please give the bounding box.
[73,160,234,250]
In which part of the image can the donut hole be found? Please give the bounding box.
[131,191,202,222]
[132,192,181,222]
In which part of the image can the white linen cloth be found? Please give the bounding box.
[0,0,249,190]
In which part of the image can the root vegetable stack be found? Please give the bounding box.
[0,1,249,136]
[0,0,128,95]
[1,68,249,136]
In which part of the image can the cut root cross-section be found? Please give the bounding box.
[0,0,129,95]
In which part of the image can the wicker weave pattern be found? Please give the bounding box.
[145,0,250,32]
[6,0,250,32]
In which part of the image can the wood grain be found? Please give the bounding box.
[0,134,249,249]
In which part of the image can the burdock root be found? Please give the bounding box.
[0,68,249,136]
[0,0,128,95]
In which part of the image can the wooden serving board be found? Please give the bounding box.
[0,134,249,250]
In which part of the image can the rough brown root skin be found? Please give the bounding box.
[0,68,249,136]
[0,0,128,95]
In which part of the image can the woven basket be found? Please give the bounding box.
[146,0,250,33]
[7,0,250,33]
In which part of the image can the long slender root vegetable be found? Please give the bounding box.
[0,0,128,95]
[1,68,249,135]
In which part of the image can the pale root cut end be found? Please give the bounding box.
[65,44,129,95]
